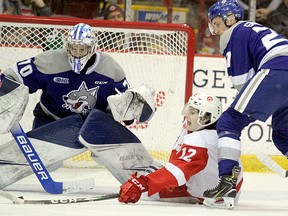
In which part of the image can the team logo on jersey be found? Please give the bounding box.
[53,77,69,84]
[62,81,99,115]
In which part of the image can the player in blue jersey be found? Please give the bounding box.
[0,23,160,190]
[202,0,288,209]
[3,23,132,129]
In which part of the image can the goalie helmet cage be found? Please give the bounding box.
[0,15,195,168]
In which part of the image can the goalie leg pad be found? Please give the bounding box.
[0,76,29,134]
[0,115,86,189]
[78,109,163,183]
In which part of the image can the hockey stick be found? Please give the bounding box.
[10,122,95,194]
[99,0,108,16]
[0,190,119,204]
[256,153,288,178]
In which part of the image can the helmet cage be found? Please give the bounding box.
[66,23,96,73]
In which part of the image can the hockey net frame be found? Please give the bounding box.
[0,15,195,168]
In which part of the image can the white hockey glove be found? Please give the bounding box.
[0,75,29,134]
[107,84,156,123]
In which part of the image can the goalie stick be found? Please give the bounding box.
[0,190,119,204]
[10,122,95,194]
[256,153,288,178]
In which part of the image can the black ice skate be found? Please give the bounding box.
[203,166,241,209]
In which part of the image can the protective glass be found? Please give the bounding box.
[181,103,197,117]
[181,103,189,116]
[182,103,212,127]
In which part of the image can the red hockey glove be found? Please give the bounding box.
[118,173,148,204]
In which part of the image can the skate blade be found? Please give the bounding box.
[203,197,235,209]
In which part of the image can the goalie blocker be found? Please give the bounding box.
[0,74,29,134]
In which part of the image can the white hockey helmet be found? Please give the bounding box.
[183,93,222,127]
[66,23,96,73]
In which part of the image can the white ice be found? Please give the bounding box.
[0,168,287,216]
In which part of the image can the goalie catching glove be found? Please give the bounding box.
[0,74,29,134]
[107,84,156,123]
[118,172,148,204]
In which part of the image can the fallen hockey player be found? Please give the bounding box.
[118,93,243,209]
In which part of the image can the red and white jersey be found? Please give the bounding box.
[146,124,243,201]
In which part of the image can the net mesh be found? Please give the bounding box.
[0,17,194,168]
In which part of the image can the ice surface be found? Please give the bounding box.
[0,168,287,216]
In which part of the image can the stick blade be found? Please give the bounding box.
[0,191,24,204]
[256,153,288,178]
[0,190,119,204]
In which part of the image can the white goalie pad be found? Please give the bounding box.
[107,84,156,123]
[0,76,29,134]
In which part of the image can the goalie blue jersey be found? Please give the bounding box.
[4,49,129,119]
[220,21,288,91]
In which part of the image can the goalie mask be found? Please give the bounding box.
[182,93,222,127]
[66,23,96,73]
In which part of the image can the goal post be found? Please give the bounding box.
[0,14,195,167]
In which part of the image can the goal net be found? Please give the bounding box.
[0,15,194,168]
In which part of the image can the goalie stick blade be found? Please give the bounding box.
[0,191,119,204]
[256,153,288,178]
[10,122,95,194]
[203,197,235,209]
[0,191,24,204]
